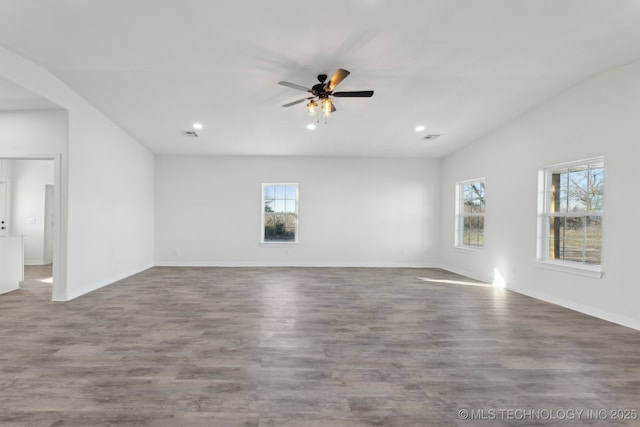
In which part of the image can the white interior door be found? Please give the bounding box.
[0,179,8,237]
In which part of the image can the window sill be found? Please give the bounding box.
[534,260,603,279]
[454,245,484,254]
[260,242,299,246]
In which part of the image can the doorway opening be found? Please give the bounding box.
[0,157,60,299]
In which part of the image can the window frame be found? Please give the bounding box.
[454,178,486,250]
[536,157,604,277]
[261,182,299,244]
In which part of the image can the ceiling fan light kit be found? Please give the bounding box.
[279,68,373,124]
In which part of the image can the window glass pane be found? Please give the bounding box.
[464,184,474,201]
[560,238,584,263]
[586,216,602,238]
[565,216,583,240]
[457,179,485,248]
[264,213,293,241]
[263,183,298,243]
[463,217,471,245]
[585,216,602,264]
[546,214,603,264]
[588,166,604,212]
[264,214,276,239]
[585,238,602,264]
[285,200,296,213]
[589,193,604,212]
[567,169,587,212]
[463,200,473,214]
[548,216,564,260]
[461,215,483,248]
[560,172,569,212]
[558,188,568,212]
[474,182,486,213]
[463,194,473,214]
[463,182,484,214]
[264,185,275,200]
[285,185,296,199]
[469,217,478,246]
[548,237,558,260]
[550,173,566,213]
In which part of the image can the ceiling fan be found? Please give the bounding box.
[278,68,374,121]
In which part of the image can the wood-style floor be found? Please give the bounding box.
[2,267,640,426]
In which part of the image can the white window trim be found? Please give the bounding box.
[454,178,485,250]
[536,157,604,277]
[454,245,484,254]
[261,182,299,244]
[533,259,603,279]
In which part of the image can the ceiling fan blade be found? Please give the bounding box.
[278,81,312,92]
[325,69,350,91]
[332,90,374,97]
[282,98,309,107]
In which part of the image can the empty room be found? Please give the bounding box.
[1,1,640,426]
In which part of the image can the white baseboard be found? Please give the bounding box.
[0,285,20,295]
[508,287,640,331]
[438,264,640,331]
[24,260,48,266]
[59,262,154,301]
[154,260,438,268]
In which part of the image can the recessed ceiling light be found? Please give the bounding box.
[193,122,203,130]
[307,123,316,130]
[415,125,425,132]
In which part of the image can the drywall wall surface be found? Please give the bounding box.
[8,159,54,264]
[440,59,640,329]
[155,156,440,268]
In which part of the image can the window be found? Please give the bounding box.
[262,183,298,243]
[538,158,604,268]
[455,179,485,249]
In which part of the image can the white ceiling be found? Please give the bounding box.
[1,0,640,158]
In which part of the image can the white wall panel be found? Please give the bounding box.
[9,159,54,264]
[155,156,440,267]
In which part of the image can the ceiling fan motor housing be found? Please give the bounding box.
[312,83,327,96]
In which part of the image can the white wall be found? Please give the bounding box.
[440,59,640,329]
[156,156,440,267]
[0,46,155,300]
[8,159,54,264]
[65,104,155,300]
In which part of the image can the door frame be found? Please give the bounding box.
[0,153,63,300]
[43,184,54,264]
[0,178,9,237]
